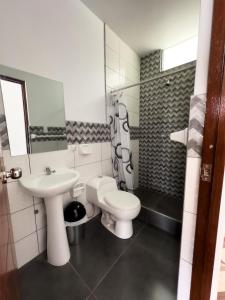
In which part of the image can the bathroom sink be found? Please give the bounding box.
[19,168,80,267]
[20,168,80,198]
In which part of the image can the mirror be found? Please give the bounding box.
[0,65,67,155]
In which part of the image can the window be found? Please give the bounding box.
[162,36,198,71]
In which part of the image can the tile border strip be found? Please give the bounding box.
[187,94,206,158]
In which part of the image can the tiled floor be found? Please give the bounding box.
[134,188,183,221]
[19,216,180,300]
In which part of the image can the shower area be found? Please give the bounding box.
[105,28,196,236]
[131,50,196,235]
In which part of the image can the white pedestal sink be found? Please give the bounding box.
[20,168,80,266]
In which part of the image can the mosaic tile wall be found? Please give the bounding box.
[0,118,111,151]
[0,114,9,149]
[30,126,66,142]
[187,94,206,157]
[139,50,196,197]
[66,121,111,144]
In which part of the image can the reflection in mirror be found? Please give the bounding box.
[0,78,28,156]
[0,65,67,155]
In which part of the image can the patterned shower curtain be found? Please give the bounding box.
[109,93,134,191]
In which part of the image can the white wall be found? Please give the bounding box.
[0,0,111,268]
[105,26,140,126]
[177,0,214,299]
[0,0,105,123]
[211,173,225,299]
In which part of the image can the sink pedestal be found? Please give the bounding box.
[45,194,70,266]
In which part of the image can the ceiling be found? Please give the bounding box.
[81,0,200,57]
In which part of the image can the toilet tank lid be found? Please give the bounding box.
[104,191,140,210]
[86,176,116,189]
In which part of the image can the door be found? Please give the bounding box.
[0,156,20,300]
[190,0,225,298]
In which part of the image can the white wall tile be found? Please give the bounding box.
[126,86,140,99]
[184,157,201,214]
[76,162,102,184]
[119,39,140,71]
[34,202,47,230]
[129,111,139,127]
[106,67,120,88]
[15,233,39,268]
[130,140,139,154]
[106,46,119,72]
[75,143,101,167]
[37,227,47,254]
[126,96,140,114]
[119,75,133,87]
[2,150,30,182]
[11,206,36,242]
[101,142,111,160]
[133,167,139,189]
[131,139,139,188]
[7,181,33,213]
[29,149,74,175]
[177,259,192,300]
[102,159,113,177]
[105,25,120,54]
[63,190,77,208]
[120,58,140,83]
[180,212,197,264]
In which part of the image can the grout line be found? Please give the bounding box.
[75,160,103,168]
[101,158,111,162]
[69,262,92,293]
[90,223,146,293]
[181,257,193,265]
[86,293,98,300]
[32,196,41,254]
[183,209,197,216]
[10,203,34,215]
[75,157,111,169]
[14,230,38,244]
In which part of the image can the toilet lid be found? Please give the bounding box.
[104,191,140,210]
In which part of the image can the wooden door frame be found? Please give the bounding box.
[190,0,225,299]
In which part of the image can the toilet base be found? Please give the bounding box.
[101,213,133,239]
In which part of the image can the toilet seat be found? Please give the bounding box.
[104,191,140,210]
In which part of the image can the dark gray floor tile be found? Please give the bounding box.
[134,188,161,209]
[136,225,180,262]
[86,294,97,300]
[155,195,183,221]
[70,216,144,290]
[94,226,179,300]
[135,188,183,221]
[19,257,90,300]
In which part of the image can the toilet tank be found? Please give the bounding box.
[86,176,118,205]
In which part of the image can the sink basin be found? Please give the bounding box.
[20,168,80,267]
[20,168,80,198]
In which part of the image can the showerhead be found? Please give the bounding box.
[165,79,171,86]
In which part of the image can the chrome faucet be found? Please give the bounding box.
[45,167,56,175]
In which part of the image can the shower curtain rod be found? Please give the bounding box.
[110,64,195,94]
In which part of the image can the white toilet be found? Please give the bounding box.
[86,176,141,239]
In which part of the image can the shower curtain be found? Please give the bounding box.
[109,92,134,191]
